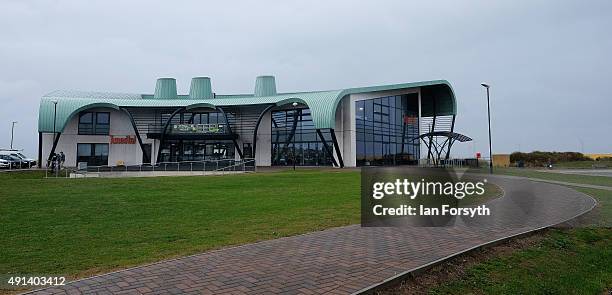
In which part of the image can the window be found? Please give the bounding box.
[243,143,253,158]
[271,109,333,166]
[77,143,109,166]
[159,140,234,162]
[142,144,152,164]
[78,113,93,134]
[78,112,110,135]
[355,94,420,166]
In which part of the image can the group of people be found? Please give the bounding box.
[48,151,65,172]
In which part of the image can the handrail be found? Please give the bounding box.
[75,158,256,175]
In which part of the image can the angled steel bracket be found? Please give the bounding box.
[216,107,244,159]
[121,108,149,164]
[155,107,185,164]
[316,129,339,167]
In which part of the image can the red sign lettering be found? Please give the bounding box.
[110,135,136,144]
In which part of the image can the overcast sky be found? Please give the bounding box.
[1,0,611,157]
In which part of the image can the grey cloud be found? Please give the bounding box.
[1,0,611,157]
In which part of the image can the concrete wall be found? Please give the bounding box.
[41,107,153,167]
[255,111,272,166]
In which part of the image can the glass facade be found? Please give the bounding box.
[78,112,110,135]
[77,143,109,166]
[159,140,234,162]
[355,93,419,166]
[157,111,235,162]
[271,109,333,166]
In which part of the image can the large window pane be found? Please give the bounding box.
[77,144,91,157]
[271,109,332,166]
[356,94,420,166]
[96,113,109,124]
[78,111,110,135]
[77,143,108,166]
[79,113,93,123]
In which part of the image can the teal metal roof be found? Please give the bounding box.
[38,80,456,133]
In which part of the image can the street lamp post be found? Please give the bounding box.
[481,83,493,174]
[292,102,298,171]
[51,100,58,172]
[52,100,58,145]
[10,121,17,149]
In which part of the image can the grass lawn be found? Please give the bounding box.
[429,227,612,294]
[553,160,611,169]
[427,170,612,294]
[488,167,612,187]
[2,167,610,294]
[1,169,363,278]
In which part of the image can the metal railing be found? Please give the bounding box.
[44,158,256,178]
[0,160,37,171]
[78,158,255,174]
[418,158,483,168]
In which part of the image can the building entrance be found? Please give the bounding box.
[159,140,235,162]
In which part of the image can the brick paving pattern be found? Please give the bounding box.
[26,176,596,294]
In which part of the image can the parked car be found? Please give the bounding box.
[0,154,23,169]
[0,151,36,168]
[0,158,11,168]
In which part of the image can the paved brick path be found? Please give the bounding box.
[26,176,595,295]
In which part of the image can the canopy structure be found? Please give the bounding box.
[38,80,456,133]
[416,131,473,164]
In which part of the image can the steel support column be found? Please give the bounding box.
[400,116,407,155]
[445,115,456,159]
[155,107,185,164]
[216,107,243,159]
[275,109,300,163]
[316,129,338,167]
[329,129,344,168]
[47,132,61,164]
[121,108,149,164]
[427,96,438,162]
[38,132,42,168]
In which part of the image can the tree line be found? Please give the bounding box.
[509,151,592,166]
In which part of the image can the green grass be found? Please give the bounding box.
[0,170,362,277]
[429,170,612,294]
[430,228,612,295]
[489,167,612,187]
[573,187,612,227]
[2,167,611,294]
[553,160,610,169]
[0,170,47,179]
[0,168,506,281]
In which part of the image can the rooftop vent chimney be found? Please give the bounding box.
[254,75,277,97]
[189,77,214,99]
[153,78,177,99]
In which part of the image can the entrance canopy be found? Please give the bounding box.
[416,131,473,162]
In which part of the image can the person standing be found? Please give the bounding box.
[59,151,66,168]
[50,152,57,173]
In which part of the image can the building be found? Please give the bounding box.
[492,154,511,168]
[584,153,612,161]
[37,76,457,168]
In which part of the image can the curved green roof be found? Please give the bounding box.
[38,80,456,133]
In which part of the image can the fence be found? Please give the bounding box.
[0,160,36,171]
[418,158,483,168]
[45,158,256,178]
